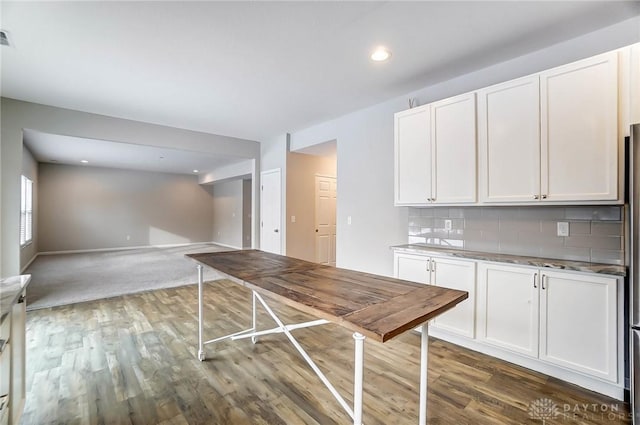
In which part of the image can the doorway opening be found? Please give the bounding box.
[286,140,337,265]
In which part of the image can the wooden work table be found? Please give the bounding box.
[186,250,468,343]
[186,249,469,425]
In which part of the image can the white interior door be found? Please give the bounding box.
[315,175,336,266]
[260,169,282,254]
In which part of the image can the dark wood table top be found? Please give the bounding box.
[186,250,468,343]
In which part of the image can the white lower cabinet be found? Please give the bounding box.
[477,263,619,383]
[476,263,539,357]
[395,253,476,338]
[539,270,618,382]
[394,251,623,398]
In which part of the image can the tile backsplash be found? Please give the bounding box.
[408,206,624,265]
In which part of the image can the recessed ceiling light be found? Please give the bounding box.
[371,46,391,62]
[80,159,89,164]
[193,169,199,173]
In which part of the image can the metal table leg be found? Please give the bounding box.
[197,264,205,361]
[353,332,366,425]
[419,323,429,425]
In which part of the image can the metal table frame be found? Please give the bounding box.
[195,264,431,425]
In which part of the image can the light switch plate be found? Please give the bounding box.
[444,219,452,231]
[557,221,569,237]
[347,216,352,225]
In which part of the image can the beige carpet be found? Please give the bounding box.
[24,243,231,310]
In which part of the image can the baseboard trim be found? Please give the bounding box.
[38,241,221,256]
[21,253,39,273]
[211,241,242,250]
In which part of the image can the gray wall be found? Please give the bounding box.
[1,98,259,276]
[286,19,640,277]
[38,163,214,252]
[242,180,252,248]
[20,146,38,269]
[212,179,245,249]
[408,206,624,265]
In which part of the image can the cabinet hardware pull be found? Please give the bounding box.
[542,194,548,199]
[541,275,546,290]
[533,273,538,288]
[533,194,539,199]
[18,295,25,304]
[431,259,436,272]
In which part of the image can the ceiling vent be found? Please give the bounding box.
[0,30,10,47]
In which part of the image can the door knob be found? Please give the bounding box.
[315,229,318,232]
[274,229,279,233]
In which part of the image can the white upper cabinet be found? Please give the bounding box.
[397,47,627,206]
[394,105,431,205]
[631,44,640,126]
[479,52,619,203]
[540,51,619,202]
[478,76,540,202]
[431,93,477,204]
[394,93,477,206]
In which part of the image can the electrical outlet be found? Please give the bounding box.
[126,235,130,241]
[347,216,352,225]
[291,215,296,223]
[444,219,452,231]
[557,222,569,237]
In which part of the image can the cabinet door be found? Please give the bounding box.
[431,93,477,204]
[631,43,640,127]
[394,105,431,205]
[539,271,617,382]
[430,257,475,337]
[395,254,431,285]
[540,51,619,201]
[478,76,540,202]
[476,263,539,357]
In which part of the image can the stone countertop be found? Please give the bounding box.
[391,245,626,277]
[0,275,31,324]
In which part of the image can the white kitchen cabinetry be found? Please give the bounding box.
[539,270,618,382]
[476,263,539,357]
[430,93,477,204]
[540,51,619,202]
[395,253,476,338]
[478,51,620,203]
[394,105,431,205]
[0,277,29,425]
[629,43,640,129]
[394,93,476,206]
[478,76,541,202]
[477,263,618,383]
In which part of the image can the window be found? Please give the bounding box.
[20,175,33,246]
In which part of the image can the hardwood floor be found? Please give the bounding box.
[22,280,631,425]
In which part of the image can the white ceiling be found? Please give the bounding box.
[23,129,244,176]
[2,1,640,172]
